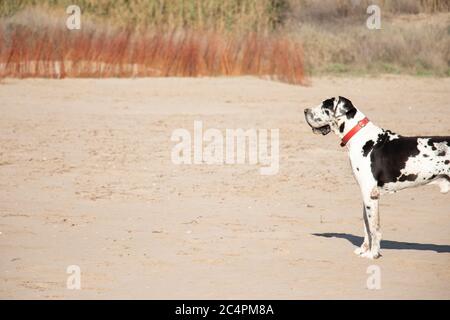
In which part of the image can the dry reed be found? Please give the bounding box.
[0,23,305,84]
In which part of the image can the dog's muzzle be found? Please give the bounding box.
[304,109,331,135]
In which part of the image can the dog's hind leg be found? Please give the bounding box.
[427,176,450,194]
[354,205,371,256]
[439,178,450,193]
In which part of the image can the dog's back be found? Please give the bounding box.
[368,133,450,193]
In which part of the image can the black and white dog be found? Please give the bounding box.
[304,96,449,259]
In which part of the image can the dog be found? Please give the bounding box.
[304,96,449,259]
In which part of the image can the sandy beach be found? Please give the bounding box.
[0,76,449,299]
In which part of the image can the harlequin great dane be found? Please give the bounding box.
[304,96,450,259]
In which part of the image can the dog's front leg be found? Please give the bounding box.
[360,191,381,259]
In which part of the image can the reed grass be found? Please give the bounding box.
[0,19,305,84]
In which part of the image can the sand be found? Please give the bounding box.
[0,76,449,299]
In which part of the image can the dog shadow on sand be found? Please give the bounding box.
[313,233,450,253]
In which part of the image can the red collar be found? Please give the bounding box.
[340,117,370,147]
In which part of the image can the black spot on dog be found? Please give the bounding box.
[423,154,429,158]
[445,160,450,165]
[362,140,375,157]
[356,167,359,171]
[339,122,345,133]
[427,138,448,145]
[437,150,446,156]
[427,137,449,151]
[398,174,418,182]
[366,206,371,210]
[370,133,420,187]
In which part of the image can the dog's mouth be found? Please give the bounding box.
[304,110,331,136]
[312,125,331,135]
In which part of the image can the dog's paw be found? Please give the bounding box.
[360,251,381,259]
[354,246,369,256]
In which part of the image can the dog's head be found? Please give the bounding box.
[304,96,358,136]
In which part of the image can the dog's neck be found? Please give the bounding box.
[334,110,383,151]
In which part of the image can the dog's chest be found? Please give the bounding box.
[348,148,374,185]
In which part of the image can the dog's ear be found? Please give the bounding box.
[322,97,336,110]
[334,96,357,119]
